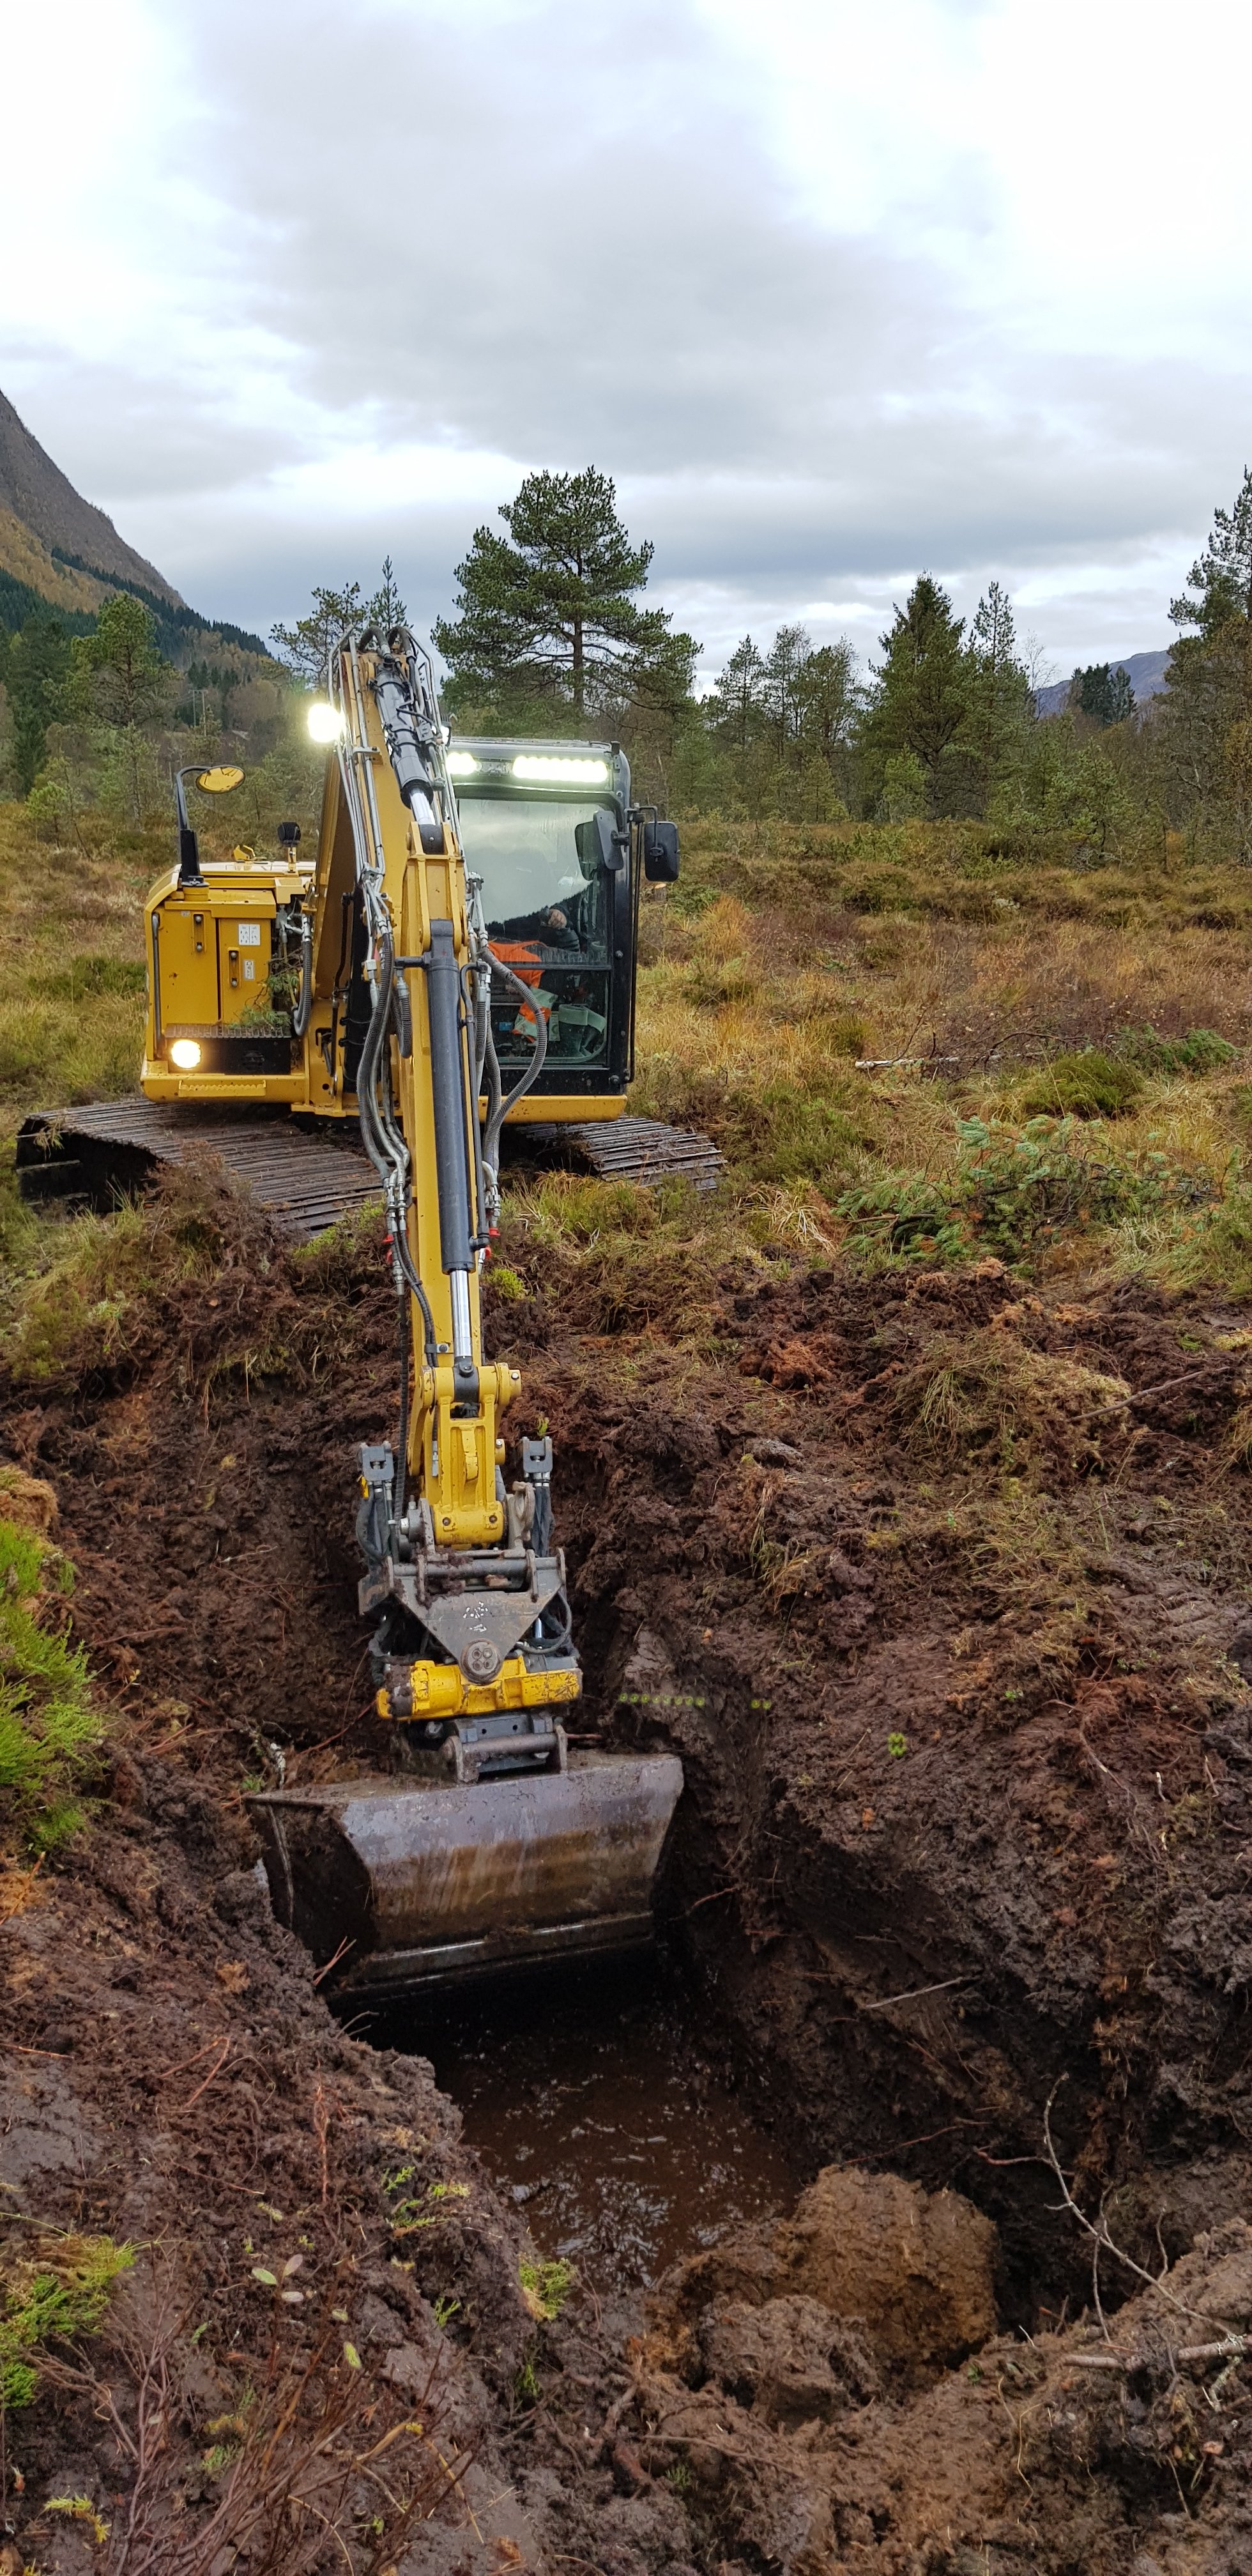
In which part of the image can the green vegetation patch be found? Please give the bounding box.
[0,1517,105,1848]
[519,2257,574,2321]
[1,2233,133,2408]
[1110,1023,1239,1077]
[1017,1050,1143,1120]
[840,1114,1211,1268]
[27,955,147,1003]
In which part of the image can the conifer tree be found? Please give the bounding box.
[710,636,767,746]
[368,556,408,632]
[270,583,365,682]
[1070,663,1134,727]
[1170,468,1252,636]
[433,469,694,721]
[6,613,72,795]
[863,575,970,806]
[1163,470,1252,858]
[963,579,1032,794]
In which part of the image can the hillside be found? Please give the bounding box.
[0,387,268,662]
[0,387,181,604]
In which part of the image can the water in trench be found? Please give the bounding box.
[390,1956,800,2322]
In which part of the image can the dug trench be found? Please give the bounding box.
[3,1160,1252,2572]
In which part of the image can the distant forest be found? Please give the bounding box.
[6,465,1252,862]
[423,464,1252,859]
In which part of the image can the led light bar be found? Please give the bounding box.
[511,755,610,785]
[445,751,480,776]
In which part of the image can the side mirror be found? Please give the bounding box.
[642,819,680,883]
[277,820,302,847]
[588,807,626,873]
[176,761,244,889]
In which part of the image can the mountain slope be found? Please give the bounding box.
[0,505,111,633]
[0,388,183,606]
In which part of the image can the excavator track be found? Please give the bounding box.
[17,1100,724,1238]
[512,1115,725,1192]
[16,1100,379,1241]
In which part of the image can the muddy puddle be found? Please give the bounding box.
[379,1959,800,2320]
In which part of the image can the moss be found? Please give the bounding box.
[0,2233,133,2408]
[518,2257,574,2321]
[1018,1051,1143,1119]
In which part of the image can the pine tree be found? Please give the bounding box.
[795,640,860,769]
[6,613,72,795]
[433,468,694,722]
[1070,663,1135,728]
[368,556,408,633]
[1162,470,1252,858]
[1170,468,1252,638]
[760,625,813,753]
[68,595,167,731]
[66,595,171,822]
[710,636,767,747]
[270,583,364,683]
[863,575,971,807]
[965,582,1033,795]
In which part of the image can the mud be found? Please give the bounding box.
[3,1162,1252,2568]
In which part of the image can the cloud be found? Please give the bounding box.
[3,0,1249,670]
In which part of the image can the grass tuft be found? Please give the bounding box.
[0,1517,105,1848]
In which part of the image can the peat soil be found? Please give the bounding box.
[3,1164,1252,2572]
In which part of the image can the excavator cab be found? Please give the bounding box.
[449,739,643,1098]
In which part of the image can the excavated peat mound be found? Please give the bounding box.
[3,1162,1252,2574]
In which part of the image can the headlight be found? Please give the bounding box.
[307,702,345,744]
[445,751,480,776]
[512,755,609,784]
[169,1038,202,1070]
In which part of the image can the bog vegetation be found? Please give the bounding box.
[5,466,1252,1321]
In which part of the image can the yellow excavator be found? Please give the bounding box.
[27,631,690,2000]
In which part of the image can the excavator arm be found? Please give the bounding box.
[247,631,683,1997]
[323,629,578,1765]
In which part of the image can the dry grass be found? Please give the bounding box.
[4,796,1252,1305]
[0,804,156,1114]
[630,850,1252,1292]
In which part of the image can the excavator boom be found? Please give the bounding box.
[241,631,681,1993]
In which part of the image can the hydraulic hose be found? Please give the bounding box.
[291,912,313,1039]
[481,946,549,1208]
[392,1287,409,1553]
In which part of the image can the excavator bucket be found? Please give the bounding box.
[247,1751,683,2004]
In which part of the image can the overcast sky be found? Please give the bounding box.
[4,0,1251,684]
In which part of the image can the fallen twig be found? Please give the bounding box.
[312,1935,355,1987]
[1083,1366,1214,1420]
[859,1974,972,2012]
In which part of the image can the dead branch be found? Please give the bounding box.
[1042,2080,1239,2338]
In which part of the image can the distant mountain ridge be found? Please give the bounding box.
[0,387,268,661]
[0,388,182,605]
[1034,648,1172,719]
